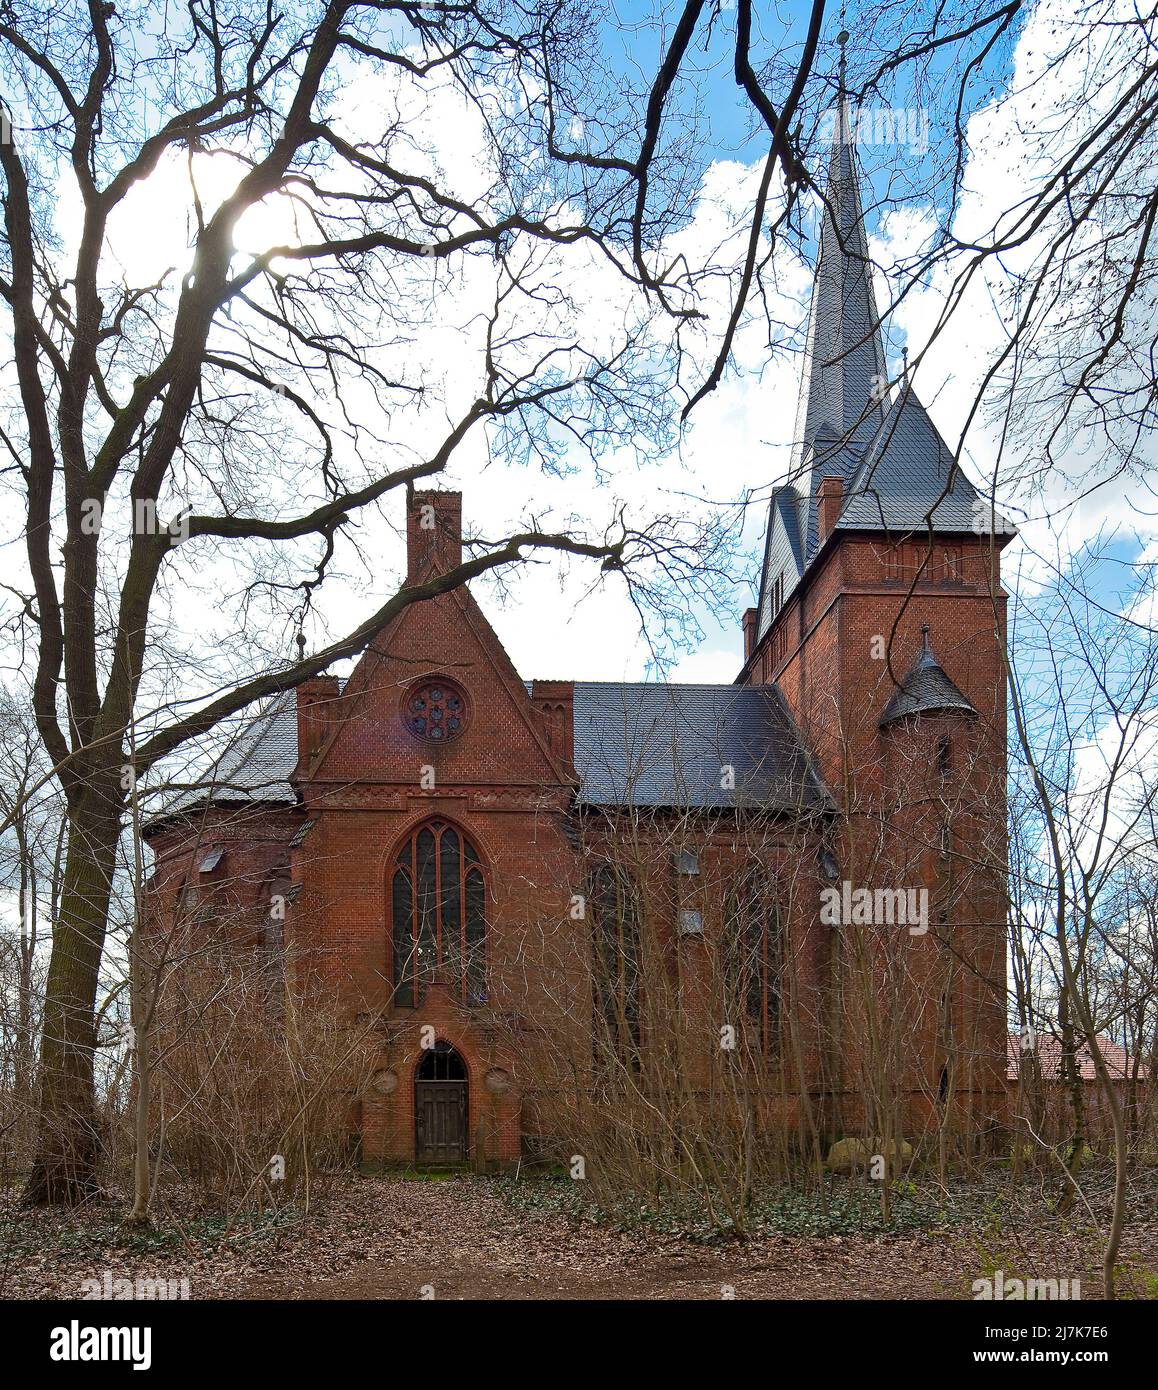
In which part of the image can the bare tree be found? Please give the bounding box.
[0,686,62,1175]
[1003,540,1158,1296]
[0,0,729,1203]
[4,0,1155,1237]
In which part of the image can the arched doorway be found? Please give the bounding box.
[414,1042,468,1162]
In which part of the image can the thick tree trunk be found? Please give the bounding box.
[22,791,122,1206]
[124,1008,152,1226]
[125,784,153,1230]
[15,823,37,1100]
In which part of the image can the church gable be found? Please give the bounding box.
[300,494,571,792]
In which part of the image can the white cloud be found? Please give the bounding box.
[9,3,1153,717]
[872,0,1158,584]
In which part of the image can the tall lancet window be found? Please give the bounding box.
[725,869,784,1054]
[391,820,486,1007]
[589,864,641,1066]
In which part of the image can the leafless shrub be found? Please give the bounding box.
[108,942,378,1214]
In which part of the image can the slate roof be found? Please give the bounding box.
[879,627,978,727]
[156,680,832,819]
[210,690,300,801]
[792,100,888,509]
[755,96,1016,645]
[572,682,832,812]
[756,488,807,635]
[757,95,887,637]
[147,690,300,828]
[842,384,1017,538]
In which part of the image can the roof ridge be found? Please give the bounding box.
[572,679,786,691]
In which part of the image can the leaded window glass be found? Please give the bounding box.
[405,681,466,741]
[589,863,641,1065]
[391,820,486,1006]
[725,869,783,1053]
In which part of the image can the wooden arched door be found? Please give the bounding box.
[414,1041,468,1162]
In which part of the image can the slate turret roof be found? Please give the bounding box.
[842,383,1018,537]
[878,626,978,727]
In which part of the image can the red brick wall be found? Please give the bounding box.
[744,529,1011,1138]
[146,506,1011,1166]
[146,803,304,951]
[281,569,584,1163]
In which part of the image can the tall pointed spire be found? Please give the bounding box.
[791,31,887,495]
[756,32,888,639]
[749,36,1017,660]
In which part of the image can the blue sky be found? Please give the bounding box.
[528,1,1033,677]
[602,0,1024,219]
[3,0,1150,708]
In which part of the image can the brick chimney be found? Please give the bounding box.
[817,476,844,545]
[296,676,340,769]
[742,607,757,661]
[407,490,462,581]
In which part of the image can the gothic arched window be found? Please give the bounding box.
[391,820,486,1007]
[589,864,641,1065]
[724,869,783,1053]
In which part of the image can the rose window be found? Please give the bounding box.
[405,681,466,741]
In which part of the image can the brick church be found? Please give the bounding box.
[146,100,1015,1168]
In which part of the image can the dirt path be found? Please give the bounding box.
[217,1177,971,1300]
[10,1174,1148,1300]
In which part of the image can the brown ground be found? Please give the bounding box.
[4,1173,1156,1300]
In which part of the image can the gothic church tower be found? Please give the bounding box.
[741,63,1015,1138]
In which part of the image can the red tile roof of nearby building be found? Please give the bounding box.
[1007,1031,1143,1082]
